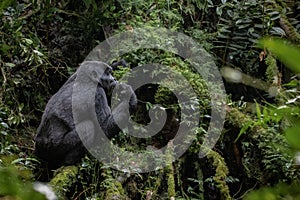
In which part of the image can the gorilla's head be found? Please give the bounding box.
[100,66,117,95]
[78,61,118,95]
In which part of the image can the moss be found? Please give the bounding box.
[101,169,128,200]
[227,107,253,129]
[207,150,231,200]
[265,54,279,85]
[154,57,210,111]
[105,180,127,200]
[49,166,78,199]
[166,141,176,198]
[227,107,297,183]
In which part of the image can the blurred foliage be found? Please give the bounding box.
[259,38,300,73]
[245,182,300,200]
[0,166,46,199]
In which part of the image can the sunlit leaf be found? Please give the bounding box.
[0,122,9,128]
[216,6,223,16]
[283,80,299,87]
[267,11,280,16]
[33,50,44,56]
[23,38,33,45]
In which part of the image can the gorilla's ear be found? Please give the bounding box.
[90,69,101,83]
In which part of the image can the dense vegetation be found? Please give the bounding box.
[0,0,300,199]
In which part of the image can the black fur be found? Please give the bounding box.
[34,61,137,168]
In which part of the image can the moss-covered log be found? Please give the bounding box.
[226,107,297,183]
[49,166,79,199]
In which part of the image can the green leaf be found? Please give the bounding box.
[221,0,227,4]
[23,38,33,45]
[283,80,299,87]
[255,101,261,119]
[146,102,153,111]
[216,6,223,16]
[235,121,252,143]
[0,122,9,129]
[258,38,300,73]
[285,122,300,149]
[4,63,15,68]
[271,27,286,36]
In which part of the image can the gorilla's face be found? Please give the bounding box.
[101,66,117,94]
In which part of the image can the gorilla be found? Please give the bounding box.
[34,61,137,168]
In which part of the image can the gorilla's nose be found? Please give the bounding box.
[110,79,117,85]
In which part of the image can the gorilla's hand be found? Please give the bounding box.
[117,83,137,113]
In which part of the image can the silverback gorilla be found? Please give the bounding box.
[34,61,137,168]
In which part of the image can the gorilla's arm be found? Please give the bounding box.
[95,87,120,138]
[94,85,135,138]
